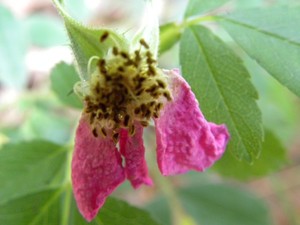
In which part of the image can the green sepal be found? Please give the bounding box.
[52,0,128,81]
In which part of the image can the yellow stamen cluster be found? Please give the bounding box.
[84,34,171,142]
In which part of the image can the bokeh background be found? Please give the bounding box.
[0,0,300,224]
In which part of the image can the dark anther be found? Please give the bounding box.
[101,69,108,75]
[150,91,160,99]
[98,59,107,74]
[156,79,166,88]
[104,113,109,119]
[94,82,100,94]
[92,128,98,137]
[90,112,96,124]
[135,82,142,91]
[149,101,156,107]
[163,92,172,101]
[120,51,129,59]
[135,50,141,56]
[134,107,141,114]
[146,52,156,64]
[155,103,163,111]
[113,74,123,81]
[99,103,106,112]
[112,47,119,55]
[85,106,93,113]
[113,113,121,123]
[146,51,152,59]
[103,74,111,81]
[134,50,141,61]
[97,113,103,120]
[140,121,149,127]
[118,66,125,72]
[101,127,107,137]
[140,103,147,112]
[84,96,91,102]
[146,84,158,93]
[147,57,156,64]
[101,69,108,76]
[125,60,134,66]
[140,39,149,49]
[99,59,106,67]
[124,114,130,127]
[112,132,119,143]
[138,76,146,83]
[100,31,109,42]
[136,89,144,95]
[148,65,156,76]
[133,61,139,68]
[129,125,135,136]
[145,109,151,118]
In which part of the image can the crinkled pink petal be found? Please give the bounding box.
[154,69,230,176]
[72,116,125,221]
[120,123,153,188]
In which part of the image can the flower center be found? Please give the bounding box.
[83,38,171,142]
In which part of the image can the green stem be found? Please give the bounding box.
[153,173,196,225]
[61,183,72,225]
[147,145,196,225]
[154,172,184,225]
[61,144,74,225]
[181,15,216,28]
[64,145,73,184]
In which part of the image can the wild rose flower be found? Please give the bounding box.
[71,34,230,221]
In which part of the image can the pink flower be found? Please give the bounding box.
[71,39,230,221]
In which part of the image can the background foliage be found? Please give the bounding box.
[0,0,299,224]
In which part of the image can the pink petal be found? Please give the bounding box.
[154,69,230,176]
[119,123,153,189]
[72,116,125,221]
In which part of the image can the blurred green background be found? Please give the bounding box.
[0,0,300,225]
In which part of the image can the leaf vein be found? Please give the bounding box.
[190,26,249,158]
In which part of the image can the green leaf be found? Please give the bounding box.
[214,129,288,180]
[96,198,161,225]
[233,0,264,8]
[218,7,300,97]
[24,13,67,47]
[184,0,229,18]
[0,140,68,204]
[0,5,27,88]
[0,187,161,225]
[0,138,160,224]
[52,0,128,80]
[146,183,272,225]
[50,62,82,109]
[159,22,182,55]
[0,188,64,225]
[180,25,262,161]
[245,55,299,143]
[144,197,172,225]
[70,192,163,225]
[179,184,272,225]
